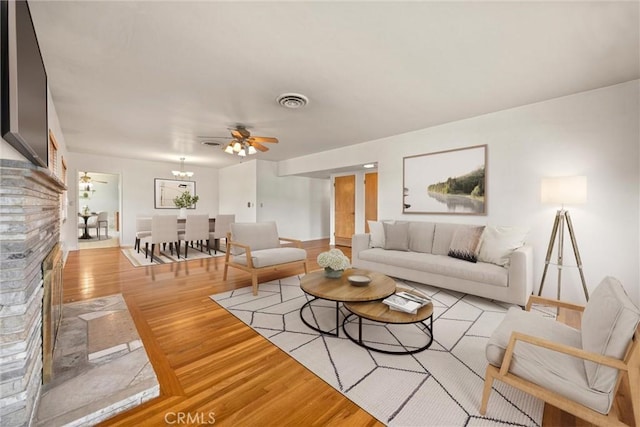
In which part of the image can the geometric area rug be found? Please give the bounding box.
[210,275,543,426]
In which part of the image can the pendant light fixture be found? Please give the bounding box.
[172,157,194,179]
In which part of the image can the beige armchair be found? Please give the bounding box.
[480,276,640,427]
[223,221,308,295]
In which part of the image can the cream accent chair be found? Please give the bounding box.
[178,214,210,258]
[210,214,235,254]
[141,215,180,263]
[223,221,308,295]
[481,276,640,426]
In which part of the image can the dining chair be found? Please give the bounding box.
[134,216,152,253]
[96,211,109,239]
[210,214,235,254]
[141,215,180,262]
[178,214,210,258]
[77,216,85,237]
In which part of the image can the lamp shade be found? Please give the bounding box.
[541,176,587,205]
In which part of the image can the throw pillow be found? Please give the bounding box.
[448,226,484,263]
[368,220,395,248]
[368,220,385,248]
[477,225,529,266]
[383,222,409,251]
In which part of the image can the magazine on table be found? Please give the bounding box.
[383,291,431,314]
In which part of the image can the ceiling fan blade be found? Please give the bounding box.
[249,136,278,143]
[230,129,244,140]
[251,141,269,152]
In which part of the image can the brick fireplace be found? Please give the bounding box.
[0,159,65,426]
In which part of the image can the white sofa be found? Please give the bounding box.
[351,221,533,306]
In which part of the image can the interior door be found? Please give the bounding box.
[364,172,378,233]
[334,175,355,247]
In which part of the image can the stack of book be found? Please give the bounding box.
[383,291,431,314]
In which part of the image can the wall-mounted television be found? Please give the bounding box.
[1,0,48,168]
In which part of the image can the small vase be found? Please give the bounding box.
[324,267,343,279]
[179,207,187,218]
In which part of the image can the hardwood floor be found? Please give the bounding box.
[60,241,631,426]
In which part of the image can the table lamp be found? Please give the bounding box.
[538,176,589,300]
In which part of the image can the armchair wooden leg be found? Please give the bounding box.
[480,364,497,415]
[628,350,640,426]
[252,273,258,296]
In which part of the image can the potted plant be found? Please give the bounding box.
[173,191,199,217]
[317,248,351,278]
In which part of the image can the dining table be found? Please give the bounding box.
[78,213,97,240]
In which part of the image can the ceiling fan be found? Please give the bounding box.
[79,172,107,184]
[205,126,278,157]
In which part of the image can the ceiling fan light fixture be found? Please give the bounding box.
[222,126,278,157]
[276,93,309,109]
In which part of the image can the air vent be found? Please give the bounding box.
[276,93,309,109]
[201,141,221,147]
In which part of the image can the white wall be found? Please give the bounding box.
[64,152,219,250]
[280,81,640,305]
[217,159,330,240]
[257,160,330,241]
[218,160,258,222]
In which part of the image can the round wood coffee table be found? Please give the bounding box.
[299,268,396,337]
[342,287,434,354]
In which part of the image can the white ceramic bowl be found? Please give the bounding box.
[347,275,371,286]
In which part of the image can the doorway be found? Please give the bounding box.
[334,175,355,247]
[77,171,120,249]
[364,172,378,233]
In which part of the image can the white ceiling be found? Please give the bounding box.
[29,1,639,172]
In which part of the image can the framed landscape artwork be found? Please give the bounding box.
[154,179,196,209]
[403,145,487,215]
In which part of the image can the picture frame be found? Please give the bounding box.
[403,145,487,215]
[154,179,196,209]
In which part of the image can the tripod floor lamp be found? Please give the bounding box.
[538,176,589,301]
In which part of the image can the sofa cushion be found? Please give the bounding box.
[383,222,409,251]
[477,225,528,266]
[432,223,460,255]
[408,222,435,253]
[448,226,484,263]
[581,277,640,392]
[358,249,508,287]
